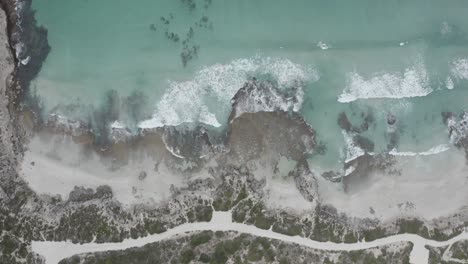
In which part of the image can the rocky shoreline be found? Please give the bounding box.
[0,0,50,111]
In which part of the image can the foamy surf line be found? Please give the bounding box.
[338,61,432,103]
[389,144,450,156]
[343,127,449,165]
[342,131,367,163]
[138,56,318,129]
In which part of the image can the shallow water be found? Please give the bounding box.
[32,0,468,171]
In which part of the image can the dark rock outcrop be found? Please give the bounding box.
[161,124,213,159]
[443,111,468,159]
[292,159,319,203]
[227,111,315,162]
[229,79,302,122]
[338,112,353,132]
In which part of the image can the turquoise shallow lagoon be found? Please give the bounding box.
[32,0,468,171]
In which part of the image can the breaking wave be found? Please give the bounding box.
[342,131,366,163]
[229,80,304,121]
[389,144,450,156]
[450,58,468,80]
[338,61,431,103]
[138,56,318,128]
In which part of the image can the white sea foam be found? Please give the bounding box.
[20,56,30,65]
[343,129,449,164]
[109,121,133,143]
[344,165,356,176]
[231,81,304,120]
[446,76,454,90]
[47,114,86,137]
[111,120,126,129]
[317,41,329,50]
[14,42,24,61]
[161,136,185,159]
[139,56,317,129]
[198,105,221,127]
[450,58,468,80]
[389,144,450,157]
[441,21,452,36]
[342,131,365,163]
[338,61,431,103]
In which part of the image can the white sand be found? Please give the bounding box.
[265,178,314,212]
[318,147,468,220]
[20,134,183,207]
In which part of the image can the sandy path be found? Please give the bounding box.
[32,211,468,264]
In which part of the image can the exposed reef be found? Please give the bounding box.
[443,111,468,158]
[226,111,315,162]
[229,79,303,122]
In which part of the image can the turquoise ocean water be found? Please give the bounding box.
[31,0,468,172]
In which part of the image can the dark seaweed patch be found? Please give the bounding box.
[88,89,150,147]
[150,0,213,67]
[180,0,197,12]
[92,90,120,147]
[122,90,149,125]
[164,31,180,43]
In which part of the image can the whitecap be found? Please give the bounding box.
[338,61,431,103]
[139,56,317,129]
